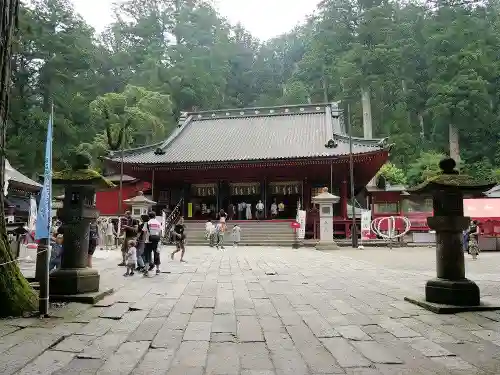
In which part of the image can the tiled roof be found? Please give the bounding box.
[107,103,389,165]
[485,185,500,197]
[5,160,41,188]
[102,174,137,183]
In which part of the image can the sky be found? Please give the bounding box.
[71,0,320,41]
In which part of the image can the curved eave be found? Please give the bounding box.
[104,149,389,171]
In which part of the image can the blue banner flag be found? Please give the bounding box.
[35,110,53,240]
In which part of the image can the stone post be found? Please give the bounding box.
[405,158,497,312]
[312,187,340,250]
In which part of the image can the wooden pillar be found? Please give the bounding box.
[303,179,311,210]
[151,169,155,199]
[262,179,267,219]
[340,180,348,219]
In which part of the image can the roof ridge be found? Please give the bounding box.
[188,102,339,116]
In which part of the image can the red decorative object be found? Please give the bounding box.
[290,221,300,229]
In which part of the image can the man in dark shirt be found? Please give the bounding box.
[118,211,138,266]
[170,216,186,262]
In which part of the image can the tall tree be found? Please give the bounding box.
[0,0,38,317]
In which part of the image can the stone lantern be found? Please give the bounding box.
[50,152,114,303]
[405,157,498,313]
[312,187,340,250]
[123,191,156,219]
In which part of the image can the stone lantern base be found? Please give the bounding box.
[49,268,112,304]
[425,277,479,306]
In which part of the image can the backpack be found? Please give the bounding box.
[147,222,161,242]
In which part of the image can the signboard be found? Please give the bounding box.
[230,183,260,196]
[187,203,193,218]
[361,210,372,240]
[158,190,169,203]
[270,182,301,195]
[191,184,217,197]
[296,210,306,239]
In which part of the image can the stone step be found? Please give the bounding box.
[186,241,296,246]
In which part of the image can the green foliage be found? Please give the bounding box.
[406,152,447,187]
[7,0,500,186]
[377,163,407,186]
[492,169,500,184]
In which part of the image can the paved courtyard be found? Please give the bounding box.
[3,246,500,375]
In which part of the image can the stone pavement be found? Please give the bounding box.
[2,246,500,375]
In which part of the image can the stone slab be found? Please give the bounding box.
[129,317,164,342]
[404,296,500,314]
[99,303,130,320]
[132,348,175,375]
[16,350,75,375]
[0,332,66,375]
[351,341,404,364]
[183,321,212,341]
[53,335,97,353]
[52,358,104,375]
[95,341,150,375]
[50,288,114,305]
[321,337,372,368]
[76,333,128,360]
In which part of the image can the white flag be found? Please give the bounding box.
[28,195,37,231]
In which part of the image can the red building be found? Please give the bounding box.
[95,174,151,215]
[104,103,391,238]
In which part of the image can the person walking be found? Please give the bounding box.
[468,220,481,260]
[118,211,138,266]
[135,214,149,272]
[105,218,116,250]
[88,219,99,268]
[171,216,186,262]
[215,222,225,250]
[232,224,241,247]
[143,211,162,276]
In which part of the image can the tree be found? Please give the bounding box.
[88,85,176,167]
[406,151,448,186]
[377,163,407,186]
[0,0,38,317]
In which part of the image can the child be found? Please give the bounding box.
[205,220,213,242]
[232,224,241,247]
[215,223,225,250]
[49,234,64,273]
[124,239,137,276]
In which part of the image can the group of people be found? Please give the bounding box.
[118,210,187,277]
[222,199,286,220]
[204,209,242,249]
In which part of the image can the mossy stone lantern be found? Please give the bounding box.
[49,153,114,301]
[405,158,497,313]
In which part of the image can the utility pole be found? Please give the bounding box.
[347,104,358,248]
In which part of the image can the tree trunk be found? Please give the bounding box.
[361,86,373,139]
[449,123,460,164]
[0,0,38,317]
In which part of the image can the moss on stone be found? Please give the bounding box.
[0,233,37,317]
[52,168,115,189]
[410,173,495,194]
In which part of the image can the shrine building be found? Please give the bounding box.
[104,102,391,238]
